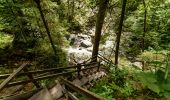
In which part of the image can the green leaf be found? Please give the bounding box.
[147,83,160,94]
[156,70,166,83]
[163,92,170,100]
[161,83,170,91]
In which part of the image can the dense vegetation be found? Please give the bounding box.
[0,0,170,99]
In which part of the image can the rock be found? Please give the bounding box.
[86,47,93,52]
[101,40,114,56]
[78,34,90,40]
[81,40,92,48]
[132,62,142,69]
[67,47,92,63]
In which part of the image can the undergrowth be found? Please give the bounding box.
[90,53,170,100]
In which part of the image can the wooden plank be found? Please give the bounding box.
[62,79,104,100]
[67,91,79,100]
[29,87,53,100]
[0,62,28,92]
[72,79,82,86]
[49,81,63,100]
[1,88,42,100]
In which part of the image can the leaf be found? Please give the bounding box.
[163,92,170,100]
[156,70,166,83]
[161,83,170,91]
[137,72,157,87]
[147,83,160,94]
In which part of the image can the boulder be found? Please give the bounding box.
[81,40,92,48]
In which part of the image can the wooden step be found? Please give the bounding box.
[49,80,64,100]
[29,87,53,100]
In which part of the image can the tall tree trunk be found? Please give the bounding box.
[34,0,57,55]
[114,0,127,66]
[142,0,147,71]
[91,0,109,62]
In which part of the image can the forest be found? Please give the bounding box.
[0,0,170,99]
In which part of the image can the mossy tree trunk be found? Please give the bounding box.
[34,0,57,55]
[115,0,127,67]
[142,0,147,71]
[92,0,109,62]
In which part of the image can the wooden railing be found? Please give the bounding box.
[0,54,115,99]
[0,61,100,92]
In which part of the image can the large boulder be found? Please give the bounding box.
[80,40,92,48]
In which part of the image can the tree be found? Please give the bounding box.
[115,0,127,66]
[34,0,57,55]
[142,0,147,70]
[92,0,109,62]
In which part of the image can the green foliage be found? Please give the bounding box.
[138,50,170,71]
[123,0,170,57]
[90,78,115,100]
[0,32,13,48]
[136,71,170,100]
[136,51,170,99]
[91,68,134,99]
[0,0,69,67]
[37,47,67,68]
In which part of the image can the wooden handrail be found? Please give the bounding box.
[0,62,28,92]
[5,65,98,87]
[98,54,112,62]
[0,62,98,79]
[98,54,115,65]
[62,79,104,100]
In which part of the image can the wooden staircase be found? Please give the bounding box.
[0,54,114,100]
[28,71,105,100]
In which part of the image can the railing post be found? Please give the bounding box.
[77,64,81,79]
[23,66,41,88]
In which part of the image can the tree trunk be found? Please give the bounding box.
[91,0,109,62]
[142,0,146,52]
[114,0,127,66]
[142,0,147,71]
[34,0,57,55]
